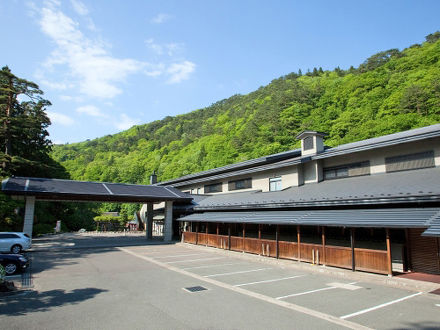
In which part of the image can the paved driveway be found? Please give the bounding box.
[1,235,439,329]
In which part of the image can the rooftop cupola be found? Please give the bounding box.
[296,130,328,156]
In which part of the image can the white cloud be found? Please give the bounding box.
[59,95,73,101]
[76,105,107,117]
[145,38,183,56]
[46,111,75,126]
[70,0,88,16]
[115,113,139,130]
[150,13,172,24]
[167,61,196,84]
[36,0,145,99]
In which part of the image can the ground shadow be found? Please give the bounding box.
[392,322,440,330]
[0,288,108,315]
[27,233,177,275]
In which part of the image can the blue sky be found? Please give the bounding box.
[1,0,439,144]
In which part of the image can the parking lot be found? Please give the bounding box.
[1,236,439,329]
[121,244,440,329]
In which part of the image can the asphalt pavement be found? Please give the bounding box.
[1,233,439,329]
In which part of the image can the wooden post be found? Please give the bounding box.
[242,223,246,252]
[196,223,199,245]
[386,228,393,276]
[297,225,301,262]
[205,222,209,246]
[228,224,231,250]
[404,228,412,272]
[350,228,355,272]
[322,227,326,266]
[216,223,219,235]
[276,225,279,259]
[258,224,261,239]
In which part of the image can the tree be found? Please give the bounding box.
[425,31,440,43]
[0,66,54,177]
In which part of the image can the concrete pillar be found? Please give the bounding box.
[146,203,153,239]
[23,196,36,237]
[163,201,173,241]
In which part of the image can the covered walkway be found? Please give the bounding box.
[1,176,192,240]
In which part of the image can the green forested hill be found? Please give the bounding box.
[52,33,440,184]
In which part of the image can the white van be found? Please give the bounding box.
[0,232,32,253]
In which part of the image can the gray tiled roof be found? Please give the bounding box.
[313,124,440,160]
[194,167,440,210]
[422,212,440,237]
[159,149,302,186]
[177,208,440,230]
[1,177,192,203]
[159,124,440,187]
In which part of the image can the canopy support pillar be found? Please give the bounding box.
[146,203,153,239]
[23,196,36,238]
[164,201,173,241]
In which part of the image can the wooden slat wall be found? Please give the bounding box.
[183,232,197,244]
[230,236,243,251]
[409,228,440,275]
[300,243,323,264]
[182,229,400,275]
[278,241,298,260]
[325,246,352,269]
[355,248,388,274]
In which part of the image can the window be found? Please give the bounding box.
[324,161,370,180]
[385,150,434,173]
[269,177,282,191]
[303,136,314,150]
[228,178,252,191]
[204,182,222,193]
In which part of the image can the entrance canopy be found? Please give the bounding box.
[2,177,193,239]
[2,176,192,203]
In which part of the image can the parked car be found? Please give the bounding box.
[0,254,29,275]
[0,232,32,254]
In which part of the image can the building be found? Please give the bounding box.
[150,124,440,276]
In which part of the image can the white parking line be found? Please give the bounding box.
[204,268,271,278]
[276,282,358,300]
[119,247,370,330]
[340,292,423,319]
[165,257,225,264]
[183,263,242,270]
[235,275,306,287]
[154,253,205,259]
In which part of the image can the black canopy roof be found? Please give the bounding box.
[1,177,192,203]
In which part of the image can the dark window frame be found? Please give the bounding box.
[324,161,370,180]
[228,178,252,191]
[385,150,435,173]
[204,182,223,193]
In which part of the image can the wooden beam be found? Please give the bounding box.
[404,228,412,272]
[196,222,199,245]
[350,228,355,272]
[297,225,301,262]
[216,223,219,236]
[228,224,231,251]
[322,226,326,266]
[386,228,393,276]
[276,225,279,259]
[242,223,246,252]
[258,224,261,239]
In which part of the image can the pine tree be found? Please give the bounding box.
[0,66,55,177]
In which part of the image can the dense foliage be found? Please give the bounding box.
[52,33,440,185]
